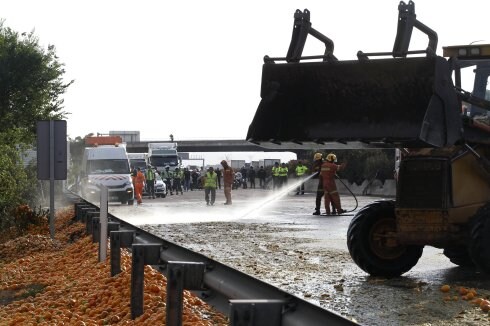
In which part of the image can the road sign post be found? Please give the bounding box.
[99,185,108,262]
[37,120,67,239]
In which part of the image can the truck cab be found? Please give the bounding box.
[147,142,181,173]
[128,153,148,172]
[79,136,134,205]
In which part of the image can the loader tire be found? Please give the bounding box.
[468,204,490,274]
[443,246,474,267]
[347,200,423,277]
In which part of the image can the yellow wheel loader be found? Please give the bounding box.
[247,1,490,277]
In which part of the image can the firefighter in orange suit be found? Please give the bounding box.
[135,167,146,205]
[320,153,346,215]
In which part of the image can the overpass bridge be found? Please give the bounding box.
[125,139,311,159]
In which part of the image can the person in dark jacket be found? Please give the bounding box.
[191,169,199,190]
[183,168,191,192]
[215,167,222,189]
[257,166,266,189]
[312,153,329,215]
[240,166,248,189]
[248,166,256,189]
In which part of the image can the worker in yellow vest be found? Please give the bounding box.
[295,161,309,195]
[271,162,280,190]
[278,163,289,189]
[203,166,218,206]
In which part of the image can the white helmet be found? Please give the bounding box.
[326,153,337,162]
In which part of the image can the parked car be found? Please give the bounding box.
[142,171,167,198]
[155,172,167,198]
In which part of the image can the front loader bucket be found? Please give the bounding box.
[247,56,462,149]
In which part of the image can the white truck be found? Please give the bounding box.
[128,153,148,172]
[147,142,181,173]
[79,136,134,205]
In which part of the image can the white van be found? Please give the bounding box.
[80,137,134,205]
[128,153,148,172]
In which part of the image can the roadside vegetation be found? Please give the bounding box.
[0,20,72,233]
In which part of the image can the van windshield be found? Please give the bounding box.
[149,156,179,166]
[130,159,147,170]
[88,159,130,174]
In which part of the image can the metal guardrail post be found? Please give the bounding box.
[86,211,100,235]
[74,203,91,221]
[73,202,83,220]
[229,299,285,326]
[110,230,134,277]
[81,207,96,223]
[74,202,85,217]
[107,222,120,236]
[166,261,205,326]
[92,217,100,243]
[131,244,162,319]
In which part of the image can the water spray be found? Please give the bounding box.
[238,173,320,218]
[238,171,359,218]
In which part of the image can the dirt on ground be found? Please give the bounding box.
[142,221,490,326]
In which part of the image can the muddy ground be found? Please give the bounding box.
[110,188,490,325]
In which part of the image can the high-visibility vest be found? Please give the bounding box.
[279,167,288,177]
[295,165,308,176]
[145,169,155,181]
[204,172,217,189]
[162,169,173,179]
[272,166,280,176]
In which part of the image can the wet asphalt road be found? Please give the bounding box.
[109,187,453,272]
[108,187,490,325]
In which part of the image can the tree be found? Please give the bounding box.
[0,130,33,231]
[0,20,73,143]
[0,21,72,232]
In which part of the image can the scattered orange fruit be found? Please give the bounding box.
[480,300,490,312]
[459,287,469,295]
[0,206,229,325]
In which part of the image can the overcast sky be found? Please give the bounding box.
[2,0,490,143]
